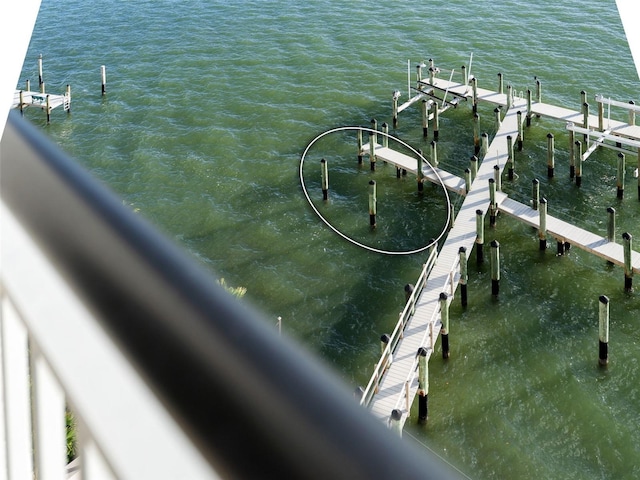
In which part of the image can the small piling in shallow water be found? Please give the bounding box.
[439,292,450,359]
[617,153,625,199]
[320,158,328,200]
[368,180,377,227]
[547,133,555,178]
[598,295,609,366]
[623,232,633,292]
[417,347,428,423]
[539,197,548,251]
[476,209,484,263]
[459,247,468,307]
[490,240,500,297]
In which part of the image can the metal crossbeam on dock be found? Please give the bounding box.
[368,98,527,427]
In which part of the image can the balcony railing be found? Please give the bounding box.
[0,111,457,479]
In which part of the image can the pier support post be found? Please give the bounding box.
[19,90,24,114]
[101,65,107,96]
[405,284,415,314]
[370,118,378,145]
[582,102,590,141]
[430,140,438,168]
[421,99,429,137]
[320,158,329,200]
[417,347,428,423]
[490,240,500,297]
[481,132,489,158]
[539,198,548,250]
[439,292,450,359]
[526,89,532,126]
[494,107,502,130]
[507,135,515,180]
[390,409,403,436]
[417,150,424,192]
[46,95,51,124]
[40,81,45,94]
[473,113,480,154]
[475,209,484,264]
[547,133,555,178]
[392,90,400,128]
[369,131,376,171]
[494,164,502,192]
[617,153,625,199]
[598,98,605,131]
[607,207,616,242]
[629,101,636,126]
[26,79,30,93]
[497,72,503,95]
[382,123,389,148]
[517,111,523,151]
[357,129,363,164]
[462,64,468,86]
[623,232,633,292]
[470,155,478,182]
[536,78,542,103]
[569,128,575,179]
[489,178,497,227]
[459,246,468,307]
[575,141,583,187]
[532,178,540,210]
[38,54,43,87]
[369,180,377,227]
[471,76,478,113]
[598,295,610,366]
[507,84,513,109]
[464,168,472,194]
[433,102,440,140]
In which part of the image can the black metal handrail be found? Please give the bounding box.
[1,111,457,479]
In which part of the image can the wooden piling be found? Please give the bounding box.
[462,65,468,86]
[507,84,513,109]
[370,118,378,146]
[357,129,363,164]
[476,209,484,263]
[473,113,480,154]
[582,102,590,140]
[405,284,415,315]
[536,78,542,103]
[320,159,329,200]
[598,295,609,366]
[46,95,51,124]
[19,90,24,114]
[598,98,605,131]
[26,79,30,92]
[417,347,428,423]
[380,333,390,357]
[547,133,555,178]
[481,132,489,158]
[494,164,501,192]
[382,123,389,148]
[470,155,478,182]
[417,150,424,192]
[433,102,440,140]
[489,178,497,226]
[532,178,540,210]
[38,54,43,87]
[517,111,523,151]
[369,180,377,227]
[471,76,478,113]
[575,140,583,187]
[390,409,403,436]
[507,135,515,180]
[459,246,468,307]
[421,99,429,137]
[101,65,107,96]
[464,168,472,194]
[497,72,503,95]
[539,197,547,250]
[430,140,438,168]
[526,89,532,126]
[629,101,636,126]
[490,240,500,296]
[623,232,633,291]
[617,153,625,199]
[392,91,400,128]
[569,128,575,179]
[369,131,376,171]
[494,107,501,130]
[439,292,450,359]
[607,207,616,242]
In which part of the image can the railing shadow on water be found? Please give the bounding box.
[0,111,461,479]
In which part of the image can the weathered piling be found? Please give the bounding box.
[607,207,616,242]
[598,97,605,131]
[539,197,548,250]
[598,295,609,366]
[464,168,472,194]
[575,140,583,187]
[369,180,377,227]
[421,99,429,137]
[101,65,107,96]
[568,128,575,179]
[536,77,542,103]
[547,133,555,178]
[38,54,43,87]
[494,164,502,192]
[382,123,389,148]
[392,90,400,128]
[430,140,438,168]
[380,333,390,357]
[623,232,633,291]
[617,153,625,199]
[490,240,500,296]
[532,178,540,210]
[369,131,376,171]
[473,113,480,154]
[462,64,468,86]
[629,100,636,126]
[476,209,484,263]
[494,107,502,129]
[507,84,513,109]
[489,178,497,227]
[357,129,363,164]
[470,155,478,182]
[417,347,429,423]
[517,111,523,150]
[439,292,450,359]
[320,159,329,200]
[390,409,402,436]
[459,246,468,307]
[417,150,425,192]
[497,72,503,95]
[471,77,478,113]
[481,132,489,157]
[507,135,515,180]
[433,102,440,140]
[405,284,415,315]
[582,102,590,140]
[526,89,532,126]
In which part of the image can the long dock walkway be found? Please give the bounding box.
[368,97,528,425]
[367,72,640,429]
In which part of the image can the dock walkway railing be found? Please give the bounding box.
[0,111,457,479]
[359,247,438,408]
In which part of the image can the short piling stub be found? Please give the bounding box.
[320,158,329,200]
[598,295,610,366]
[490,240,500,297]
[101,65,107,96]
[622,232,633,292]
[539,197,548,251]
[390,409,403,437]
[547,133,555,178]
[368,180,377,227]
[617,153,625,199]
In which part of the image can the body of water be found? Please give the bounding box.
[20,1,639,478]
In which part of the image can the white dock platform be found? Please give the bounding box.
[12,90,70,112]
[368,98,528,425]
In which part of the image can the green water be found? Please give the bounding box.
[20,0,639,477]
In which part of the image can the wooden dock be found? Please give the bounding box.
[12,89,70,121]
[364,67,640,430]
